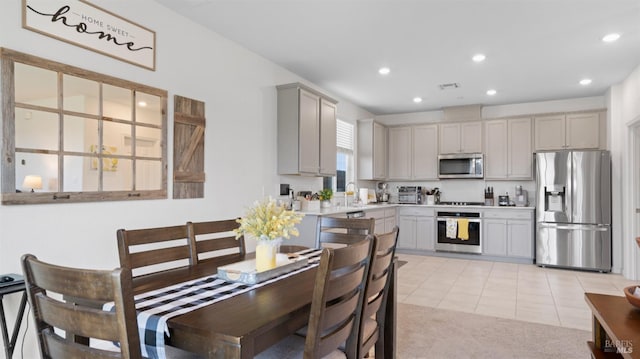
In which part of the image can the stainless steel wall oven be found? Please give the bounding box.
[436,211,482,254]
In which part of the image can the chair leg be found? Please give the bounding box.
[374,337,384,359]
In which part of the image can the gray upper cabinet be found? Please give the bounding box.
[509,118,533,178]
[357,119,387,180]
[277,83,337,176]
[387,126,412,180]
[438,121,482,154]
[319,98,337,176]
[534,111,604,150]
[387,124,438,180]
[412,124,438,180]
[484,118,532,180]
[565,112,601,149]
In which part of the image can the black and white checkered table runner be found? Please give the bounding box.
[104,248,323,359]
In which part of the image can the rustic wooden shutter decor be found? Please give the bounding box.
[173,95,205,199]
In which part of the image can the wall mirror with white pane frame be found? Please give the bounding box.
[1,48,167,204]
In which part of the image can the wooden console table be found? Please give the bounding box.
[585,292,640,358]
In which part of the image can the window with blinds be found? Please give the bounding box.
[334,120,355,192]
[337,119,354,150]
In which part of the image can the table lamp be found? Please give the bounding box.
[22,175,42,192]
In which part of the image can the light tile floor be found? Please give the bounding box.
[396,253,637,331]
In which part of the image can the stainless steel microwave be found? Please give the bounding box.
[438,153,484,179]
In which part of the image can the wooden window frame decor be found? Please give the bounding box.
[0,48,168,205]
[173,95,206,199]
[22,0,156,71]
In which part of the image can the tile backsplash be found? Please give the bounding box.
[366,179,536,206]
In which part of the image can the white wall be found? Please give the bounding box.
[0,1,372,356]
[608,63,640,279]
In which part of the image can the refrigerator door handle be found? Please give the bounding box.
[538,223,609,231]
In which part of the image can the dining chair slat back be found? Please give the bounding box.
[187,219,245,264]
[117,224,192,277]
[358,226,399,358]
[21,254,142,359]
[316,217,375,247]
[305,237,374,359]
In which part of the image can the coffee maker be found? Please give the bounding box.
[376,182,389,203]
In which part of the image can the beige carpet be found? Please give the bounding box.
[397,303,591,358]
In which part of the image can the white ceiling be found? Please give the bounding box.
[154,0,640,116]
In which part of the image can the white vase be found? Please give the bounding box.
[255,237,282,272]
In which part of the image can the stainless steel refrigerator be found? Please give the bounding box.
[535,150,611,272]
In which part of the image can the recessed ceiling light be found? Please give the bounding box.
[580,79,592,86]
[378,67,390,75]
[486,89,497,96]
[602,33,620,43]
[472,54,486,62]
[138,101,147,107]
[413,97,423,103]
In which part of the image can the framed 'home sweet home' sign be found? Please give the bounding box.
[22,0,156,70]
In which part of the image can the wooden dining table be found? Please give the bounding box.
[130,247,397,359]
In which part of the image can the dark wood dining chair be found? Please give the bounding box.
[117,224,192,277]
[186,219,245,264]
[316,217,376,248]
[21,254,142,359]
[257,237,374,359]
[358,226,399,358]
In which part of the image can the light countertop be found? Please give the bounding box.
[297,203,535,216]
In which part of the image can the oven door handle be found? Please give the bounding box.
[437,218,481,223]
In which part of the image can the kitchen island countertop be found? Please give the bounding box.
[297,203,534,216]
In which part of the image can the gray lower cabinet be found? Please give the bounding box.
[483,219,508,256]
[398,216,417,248]
[365,208,397,234]
[507,220,534,258]
[483,209,534,260]
[398,207,435,250]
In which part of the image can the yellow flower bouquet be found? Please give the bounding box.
[234,197,305,241]
[234,197,305,271]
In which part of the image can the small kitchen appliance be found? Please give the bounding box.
[514,186,528,207]
[498,194,510,206]
[377,182,390,202]
[397,186,422,204]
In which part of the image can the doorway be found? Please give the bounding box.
[634,126,640,278]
